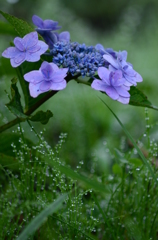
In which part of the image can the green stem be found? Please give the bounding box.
[24,90,58,115]
[0,117,25,133]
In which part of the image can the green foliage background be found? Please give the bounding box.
[0,0,158,171]
[1,1,158,239]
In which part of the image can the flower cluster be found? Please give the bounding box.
[51,41,107,77]
[2,14,143,104]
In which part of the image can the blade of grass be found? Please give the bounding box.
[98,97,157,184]
[17,193,67,240]
[92,193,117,240]
[46,159,110,194]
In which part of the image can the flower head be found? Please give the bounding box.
[2,32,48,67]
[51,41,107,77]
[103,50,143,86]
[32,15,70,49]
[24,61,68,98]
[91,67,130,104]
[32,15,61,31]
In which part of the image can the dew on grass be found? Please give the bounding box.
[136,167,140,171]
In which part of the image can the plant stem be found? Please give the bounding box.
[0,117,25,133]
[24,90,58,115]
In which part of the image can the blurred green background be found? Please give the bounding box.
[0,0,158,172]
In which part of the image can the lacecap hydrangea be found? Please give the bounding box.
[2,15,143,103]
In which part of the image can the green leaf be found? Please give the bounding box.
[129,86,158,110]
[0,10,34,37]
[99,97,157,184]
[0,21,16,35]
[6,78,26,118]
[0,153,18,170]
[112,163,123,176]
[29,110,53,124]
[17,194,67,240]
[128,158,143,167]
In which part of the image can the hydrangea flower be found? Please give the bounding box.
[91,66,130,104]
[103,50,143,86]
[32,15,70,49]
[24,61,68,98]
[2,32,48,67]
[32,15,61,31]
[51,41,107,77]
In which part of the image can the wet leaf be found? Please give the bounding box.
[30,110,53,125]
[129,86,158,110]
[0,10,34,37]
[17,194,67,240]
[112,163,123,176]
[6,78,26,119]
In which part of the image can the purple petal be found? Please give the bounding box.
[110,71,125,86]
[135,72,143,82]
[95,44,105,52]
[2,47,20,59]
[32,15,44,28]
[50,80,67,90]
[111,77,126,87]
[25,41,48,62]
[123,65,135,77]
[59,31,70,42]
[39,81,52,91]
[91,79,109,92]
[118,50,127,61]
[104,86,119,100]
[10,53,25,67]
[52,68,68,82]
[109,65,116,72]
[49,63,60,71]
[103,54,119,69]
[40,61,51,71]
[114,86,130,97]
[124,74,138,86]
[14,37,25,51]
[28,45,41,53]
[34,40,48,54]
[29,82,43,98]
[41,63,53,79]
[25,52,41,62]
[23,32,38,49]
[98,67,110,84]
[122,84,130,91]
[117,96,130,104]
[24,70,44,83]
[43,20,61,30]
[123,79,133,87]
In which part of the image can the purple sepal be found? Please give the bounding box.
[91,67,130,104]
[24,61,68,98]
[2,32,48,68]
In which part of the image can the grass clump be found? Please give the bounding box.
[0,112,158,239]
